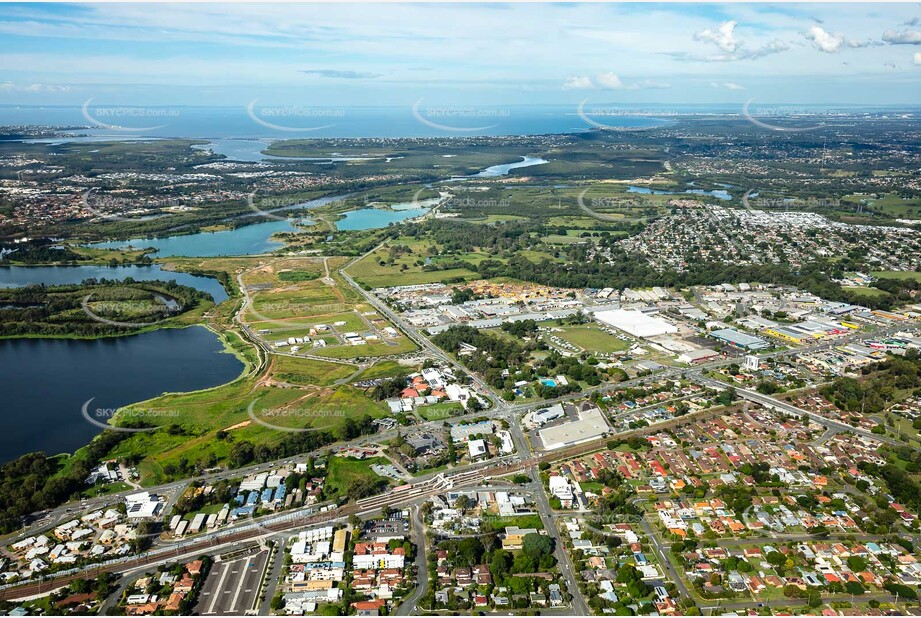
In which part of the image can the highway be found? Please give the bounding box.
[340,243,504,409]
[694,375,906,446]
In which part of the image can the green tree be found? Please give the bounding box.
[522,533,553,561]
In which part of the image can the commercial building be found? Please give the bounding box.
[678,348,720,364]
[594,309,678,338]
[539,407,609,451]
[532,404,565,426]
[710,328,769,351]
[124,492,163,519]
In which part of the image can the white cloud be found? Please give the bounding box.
[695,21,739,53]
[596,72,624,89]
[685,21,789,62]
[711,81,745,90]
[883,29,921,45]
[755,39,791,57]
[633,80,671,89]
[803,26,869,53]
[0,81,70,93]
[564,73,672,91]
[562,76,594,90]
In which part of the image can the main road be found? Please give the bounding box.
[693,375,906,447]
[340,243,504,409]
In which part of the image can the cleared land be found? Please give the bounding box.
[551,324,631,354]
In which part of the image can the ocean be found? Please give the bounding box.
[0,104,679,139]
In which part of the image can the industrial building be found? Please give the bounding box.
[594,309,678,338]
[677,348,720,364]
[710,328,769,351]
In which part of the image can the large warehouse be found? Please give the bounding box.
[594,309,678,338]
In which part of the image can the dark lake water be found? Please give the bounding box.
[0,326,244,463]
[0,264,229,303]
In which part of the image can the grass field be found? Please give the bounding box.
[104,375,386,485]
[346,239,479,288]
[463,214,529,224]
[345,234,564,288]
[81,481,133,498]
[353,361,416,381]
[483,514,544,530]
[844,193,921,219]
[871,270,921,281]
[553,324,631,353]
[233,255,416,358]
[843,286,890,299]
[311,337,417,359]
[249,309,368,333]
[325,455,393,499]
[270,356,356,386]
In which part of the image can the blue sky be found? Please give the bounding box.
[0,2,919,107]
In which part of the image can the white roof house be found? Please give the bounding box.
[468,439,488,458]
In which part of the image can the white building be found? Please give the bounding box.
[539,407,609,451]
[352,553,405,570]
[445,384,472,407]
[548,475,574,507]
[124,492,162,519]
[468,439,488,459]
[532,404,565,426]
[594,309,678,338]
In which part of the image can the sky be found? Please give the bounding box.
[0,2,920,107]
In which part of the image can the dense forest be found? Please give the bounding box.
[0,430,131,533]
[402,220,906,310]
[431,325,532,388]
[820,350,921,416]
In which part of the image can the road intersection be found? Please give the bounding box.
[1,251,916,614]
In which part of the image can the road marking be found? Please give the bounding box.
[206,564,231,614]
[228,556,251,610]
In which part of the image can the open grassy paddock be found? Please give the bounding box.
[324,455,394,499]
[550,324,631,354]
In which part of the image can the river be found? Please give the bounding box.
[80,156,547,256]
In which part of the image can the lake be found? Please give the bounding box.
[627,185,732,201]
[336,206,430,231]
[78,155,546,254]
[0,264,229,303]
[0,326,244,463]
[85,218,305,258]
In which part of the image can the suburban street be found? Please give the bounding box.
[1,252,916,614]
